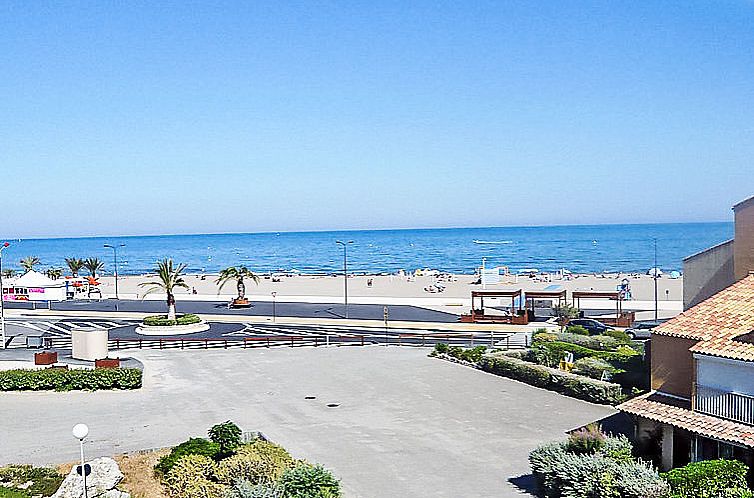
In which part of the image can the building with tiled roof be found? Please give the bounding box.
[619,249,754,478]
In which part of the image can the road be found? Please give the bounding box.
[0,347,614,497]
[4,299,458,322]
[2,317,531,350]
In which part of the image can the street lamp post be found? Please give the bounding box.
[72,423,89,498]
[103,244,125,302]
[335,240,354,319]
[653,238,659,322]
[0,242,9,349]
[271,291,277,323]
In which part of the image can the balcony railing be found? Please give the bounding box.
[695,384,754,426]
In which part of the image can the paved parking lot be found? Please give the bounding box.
[0,347,613,497]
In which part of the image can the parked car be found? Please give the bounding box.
[566,318,613,335]
[624,321,661,340]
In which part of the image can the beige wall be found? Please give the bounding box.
[683,240,734,310]
[651,334,697,399]
[734,198,754,281]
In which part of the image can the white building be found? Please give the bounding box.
[2,270,67,302]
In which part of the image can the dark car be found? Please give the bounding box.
[625,321,661,340]
[566,318,612,335]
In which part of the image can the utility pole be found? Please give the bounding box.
[103,243,125,303]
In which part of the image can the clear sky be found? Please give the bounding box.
[2,1,753,238]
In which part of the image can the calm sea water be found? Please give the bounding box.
[0,223,733,276]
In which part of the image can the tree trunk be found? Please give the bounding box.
[237,278,245,300]
[167,292,176,320]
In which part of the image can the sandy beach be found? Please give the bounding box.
[93,271,683,320]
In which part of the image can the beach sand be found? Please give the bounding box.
[94,272,683,320]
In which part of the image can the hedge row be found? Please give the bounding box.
[536,340,638,362]
[0,368,142,391]
[478,353,625,404]
[143,314,201,326]
[662,459,753,498]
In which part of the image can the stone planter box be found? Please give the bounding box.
[95,358,120,369]
[136,321,210,336]
[34,351,58,365]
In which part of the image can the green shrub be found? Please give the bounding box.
[143,313,202,326]
[565,325,590,336]
[215,441,294,485]
[209,421,243,458]
[0,465,63,496]
[565,424,605,454]
[155,438,221,477]
[433,343,449,355]
[556,332,621,351]
[573,357,622,380]
[533,331,558,343]
[279,464,341,498]
[0,486,29,498]
[479,353,625,404]
[0,368,142,391]
[440,345,487,363]
[165,454,225,498]
[603,328,632,343]
[662,459,752,498]
[537,341,638,362]
[224,480,285,498]
[530,435,669,498]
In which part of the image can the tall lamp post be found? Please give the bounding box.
[103,244,125,301]
[0,242,9,349]
[271,291,277,323]
[72,423,89,498]
[653,238,659,322]
[335,240,354,319]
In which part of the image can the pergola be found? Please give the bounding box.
[524,289,567,312]
[571,290,634,325]
[461,290,526,323]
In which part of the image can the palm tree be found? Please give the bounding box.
[1,269,16,279]
[45,268,63,280]
[83,257,104,278]
[139,258,189,320]
[216,266,260,303]
[65,257,85,277]
[19,256,41,273]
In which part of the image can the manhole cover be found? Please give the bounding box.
[327,403,339,408]
[305,396,316,400]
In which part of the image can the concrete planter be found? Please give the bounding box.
[135,321,210,336]
[95,358,121,369]
[34,351,58,365]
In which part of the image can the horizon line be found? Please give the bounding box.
[4,219,732,242]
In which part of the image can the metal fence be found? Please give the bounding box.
[44,331,529,352]
[695,384,754,426]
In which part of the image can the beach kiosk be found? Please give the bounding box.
[524,288,568,320]
[1,270,66,302]
[460,289,528,324]
[572,290,635,327]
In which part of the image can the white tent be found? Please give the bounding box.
[3,270,66,301]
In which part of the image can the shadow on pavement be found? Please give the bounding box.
[508,474,539,496]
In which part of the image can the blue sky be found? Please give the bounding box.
[2,1,753,238]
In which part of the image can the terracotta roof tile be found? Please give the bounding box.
[654,274,754,361]
[619,392,754,448]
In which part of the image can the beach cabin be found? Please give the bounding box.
[1,270,66,302]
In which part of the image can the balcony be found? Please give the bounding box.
[695,384,754,426]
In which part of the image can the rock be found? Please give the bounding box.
[52,457,130,498]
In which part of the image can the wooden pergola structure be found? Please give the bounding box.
[572,290,635,327]
[460,290,528,324]
[524,289,567,318]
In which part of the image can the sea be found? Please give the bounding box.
[0,222,733,276]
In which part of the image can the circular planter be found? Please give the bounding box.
[135,321,210,336]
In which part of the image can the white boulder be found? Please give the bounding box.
[52,457,130,498]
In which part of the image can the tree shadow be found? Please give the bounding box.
[508,474,540,496]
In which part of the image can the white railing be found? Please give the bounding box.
[695,384,754,426]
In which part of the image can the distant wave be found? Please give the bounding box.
[473,240,513,245]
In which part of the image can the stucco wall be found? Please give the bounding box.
[683,240,734,310]
[651,334,696,399]
[734,199,754,281]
